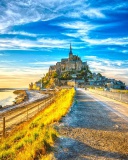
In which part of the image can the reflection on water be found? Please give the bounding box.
[0,90,16,107]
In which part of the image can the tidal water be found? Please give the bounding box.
[0,89,16,107]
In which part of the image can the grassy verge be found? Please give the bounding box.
[111,89,128,94]
[0,88,75,160]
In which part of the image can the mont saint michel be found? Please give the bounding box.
[29,44,125,90]
[0,1,128,159]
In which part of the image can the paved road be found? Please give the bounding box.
[85,89,128,122]
[54,88,128,160]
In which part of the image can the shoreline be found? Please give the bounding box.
[0,89,28,109]
[0,89,17,108]
[0,90,50,115]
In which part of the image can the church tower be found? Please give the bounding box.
[69,43,73,58]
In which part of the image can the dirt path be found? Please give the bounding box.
[54,88,128,160]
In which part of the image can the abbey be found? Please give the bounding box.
[49,44,87,75]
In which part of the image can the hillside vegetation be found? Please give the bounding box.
[0,88,75,160]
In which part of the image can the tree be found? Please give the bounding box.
[51,71,58,78]
[97,73,102,77]
[60,72,72,80]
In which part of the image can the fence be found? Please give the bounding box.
[0,95,55,138]
[88,89,128,103]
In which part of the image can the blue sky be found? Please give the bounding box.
[0,0,128,88]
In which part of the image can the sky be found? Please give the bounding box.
[0,0,128,88]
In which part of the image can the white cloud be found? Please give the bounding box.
[58,21,94,31]
[0,0,107,34]
[84,56,97,60]
[107,47,117,51]
[58,21,98,40]
[122,50,128,54]
[0,38,36,49]
[82,37,128,45]
[30,61,57,65]
[0,0,83,32]
[0,0,59,32]
[85,56,128,66]
[0,37,69,50]
[110,2,128,11]
[0,60,15,63]
[82,8,105,18]
[84,56,128,84]
[0,65,48,76]
[8,31,37,37]
[38,38,67,46]
[0,37,87,50]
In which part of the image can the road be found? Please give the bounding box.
[85,89,128,122]
[54,88,128,160]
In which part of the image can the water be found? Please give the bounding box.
[0,89,17,107]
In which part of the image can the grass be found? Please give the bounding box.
[111,89,128,94]
[0,88,75,160]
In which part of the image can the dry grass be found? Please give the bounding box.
[111,89,128,94]
[0,88,75,160]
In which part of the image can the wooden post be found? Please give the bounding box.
[120,93,122,101]
[3,117,5,138]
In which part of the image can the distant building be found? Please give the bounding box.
[49,44,87,75]
[113,81,125,89]
[35,82,42,88]
[88,73,126,89]
[28,82,40,90]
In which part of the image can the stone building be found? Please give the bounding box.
[49,44,87,75]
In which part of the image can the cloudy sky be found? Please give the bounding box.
[0,0,128,88]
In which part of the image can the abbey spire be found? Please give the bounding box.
[70,43,72,52]
[69,43,73,57]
